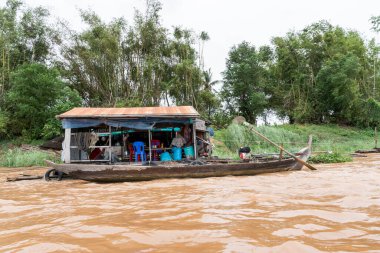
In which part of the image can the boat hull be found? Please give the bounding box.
[46,149,310,183]
[49,160,300,183]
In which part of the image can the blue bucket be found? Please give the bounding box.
[160,152,172,162]
[172,147,182,161]
[184,146,195,158]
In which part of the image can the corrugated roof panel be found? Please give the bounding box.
[58,106,199,119]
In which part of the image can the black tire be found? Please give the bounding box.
[190,161,205,166]
[44,168,63,181]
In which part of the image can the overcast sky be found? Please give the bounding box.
[22,0,380,81]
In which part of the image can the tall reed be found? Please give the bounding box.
[0,148,59,167]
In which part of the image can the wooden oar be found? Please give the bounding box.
[242,122,317,171]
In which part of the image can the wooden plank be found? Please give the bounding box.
[7,176,42,182]
[69,159,109,162]
[70,146,109,148]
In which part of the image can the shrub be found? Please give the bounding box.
[309,152,352,164]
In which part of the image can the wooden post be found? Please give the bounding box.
[193,123,197,160]
[148,129,152,164]
[279,143,283,161]
[375,127,378,148]
[108,126,112,163]
[63,128,71,164]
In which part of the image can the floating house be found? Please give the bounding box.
[46,107,312,182]
[58,106,209,164]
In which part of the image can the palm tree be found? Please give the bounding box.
[199,31,209,70]
[202,68,220,119]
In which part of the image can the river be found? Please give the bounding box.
[0,154,379,252]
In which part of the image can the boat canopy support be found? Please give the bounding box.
[63,128,71,164]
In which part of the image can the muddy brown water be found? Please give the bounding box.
[0,155,379,253]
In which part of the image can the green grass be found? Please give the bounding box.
[0,148,60,167]
[213,123,376,163]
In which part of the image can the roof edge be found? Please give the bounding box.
[57,106,200,119]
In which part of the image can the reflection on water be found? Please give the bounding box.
[0,154,379,252]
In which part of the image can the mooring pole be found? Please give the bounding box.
[279,143,284,161]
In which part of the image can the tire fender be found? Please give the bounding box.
[44,168,63,181]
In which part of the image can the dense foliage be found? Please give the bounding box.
[222,42,271,123]
[222,20,380,127]
[59,5,214,109]
[0,0,379,141]
[0,0,218,139]
[4,63,81,138]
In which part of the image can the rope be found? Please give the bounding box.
[73,132,94,151]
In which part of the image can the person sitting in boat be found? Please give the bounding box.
[196,139,206,157]
[197,136,212,157]
[95,136,108,146]
[170,133,186,148]
[238,146,251,159]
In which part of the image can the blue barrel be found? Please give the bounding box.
[160,152,172,162]
[184,146,195,158]
[172,147,182,161]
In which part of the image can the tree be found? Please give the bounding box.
[167,27,204,108]
[0,0,55,99]
[316,53,362,123]
[198,69,220,119]
[0,109,9,138]
[59,0,207,110]
[270,21,369,124]
[370,15,380,32]
[41,86,82,139]
[198,31,209,70]
[362,98,380,127]
[222,42,271,123]
[0,0,219,139]
[59,11,129,106]
[362,39,380,100]
[5,63,81,138]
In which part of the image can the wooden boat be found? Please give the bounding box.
[355,148,380,154]
[45,146,311,183]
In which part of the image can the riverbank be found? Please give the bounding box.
[212,123,376,162]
